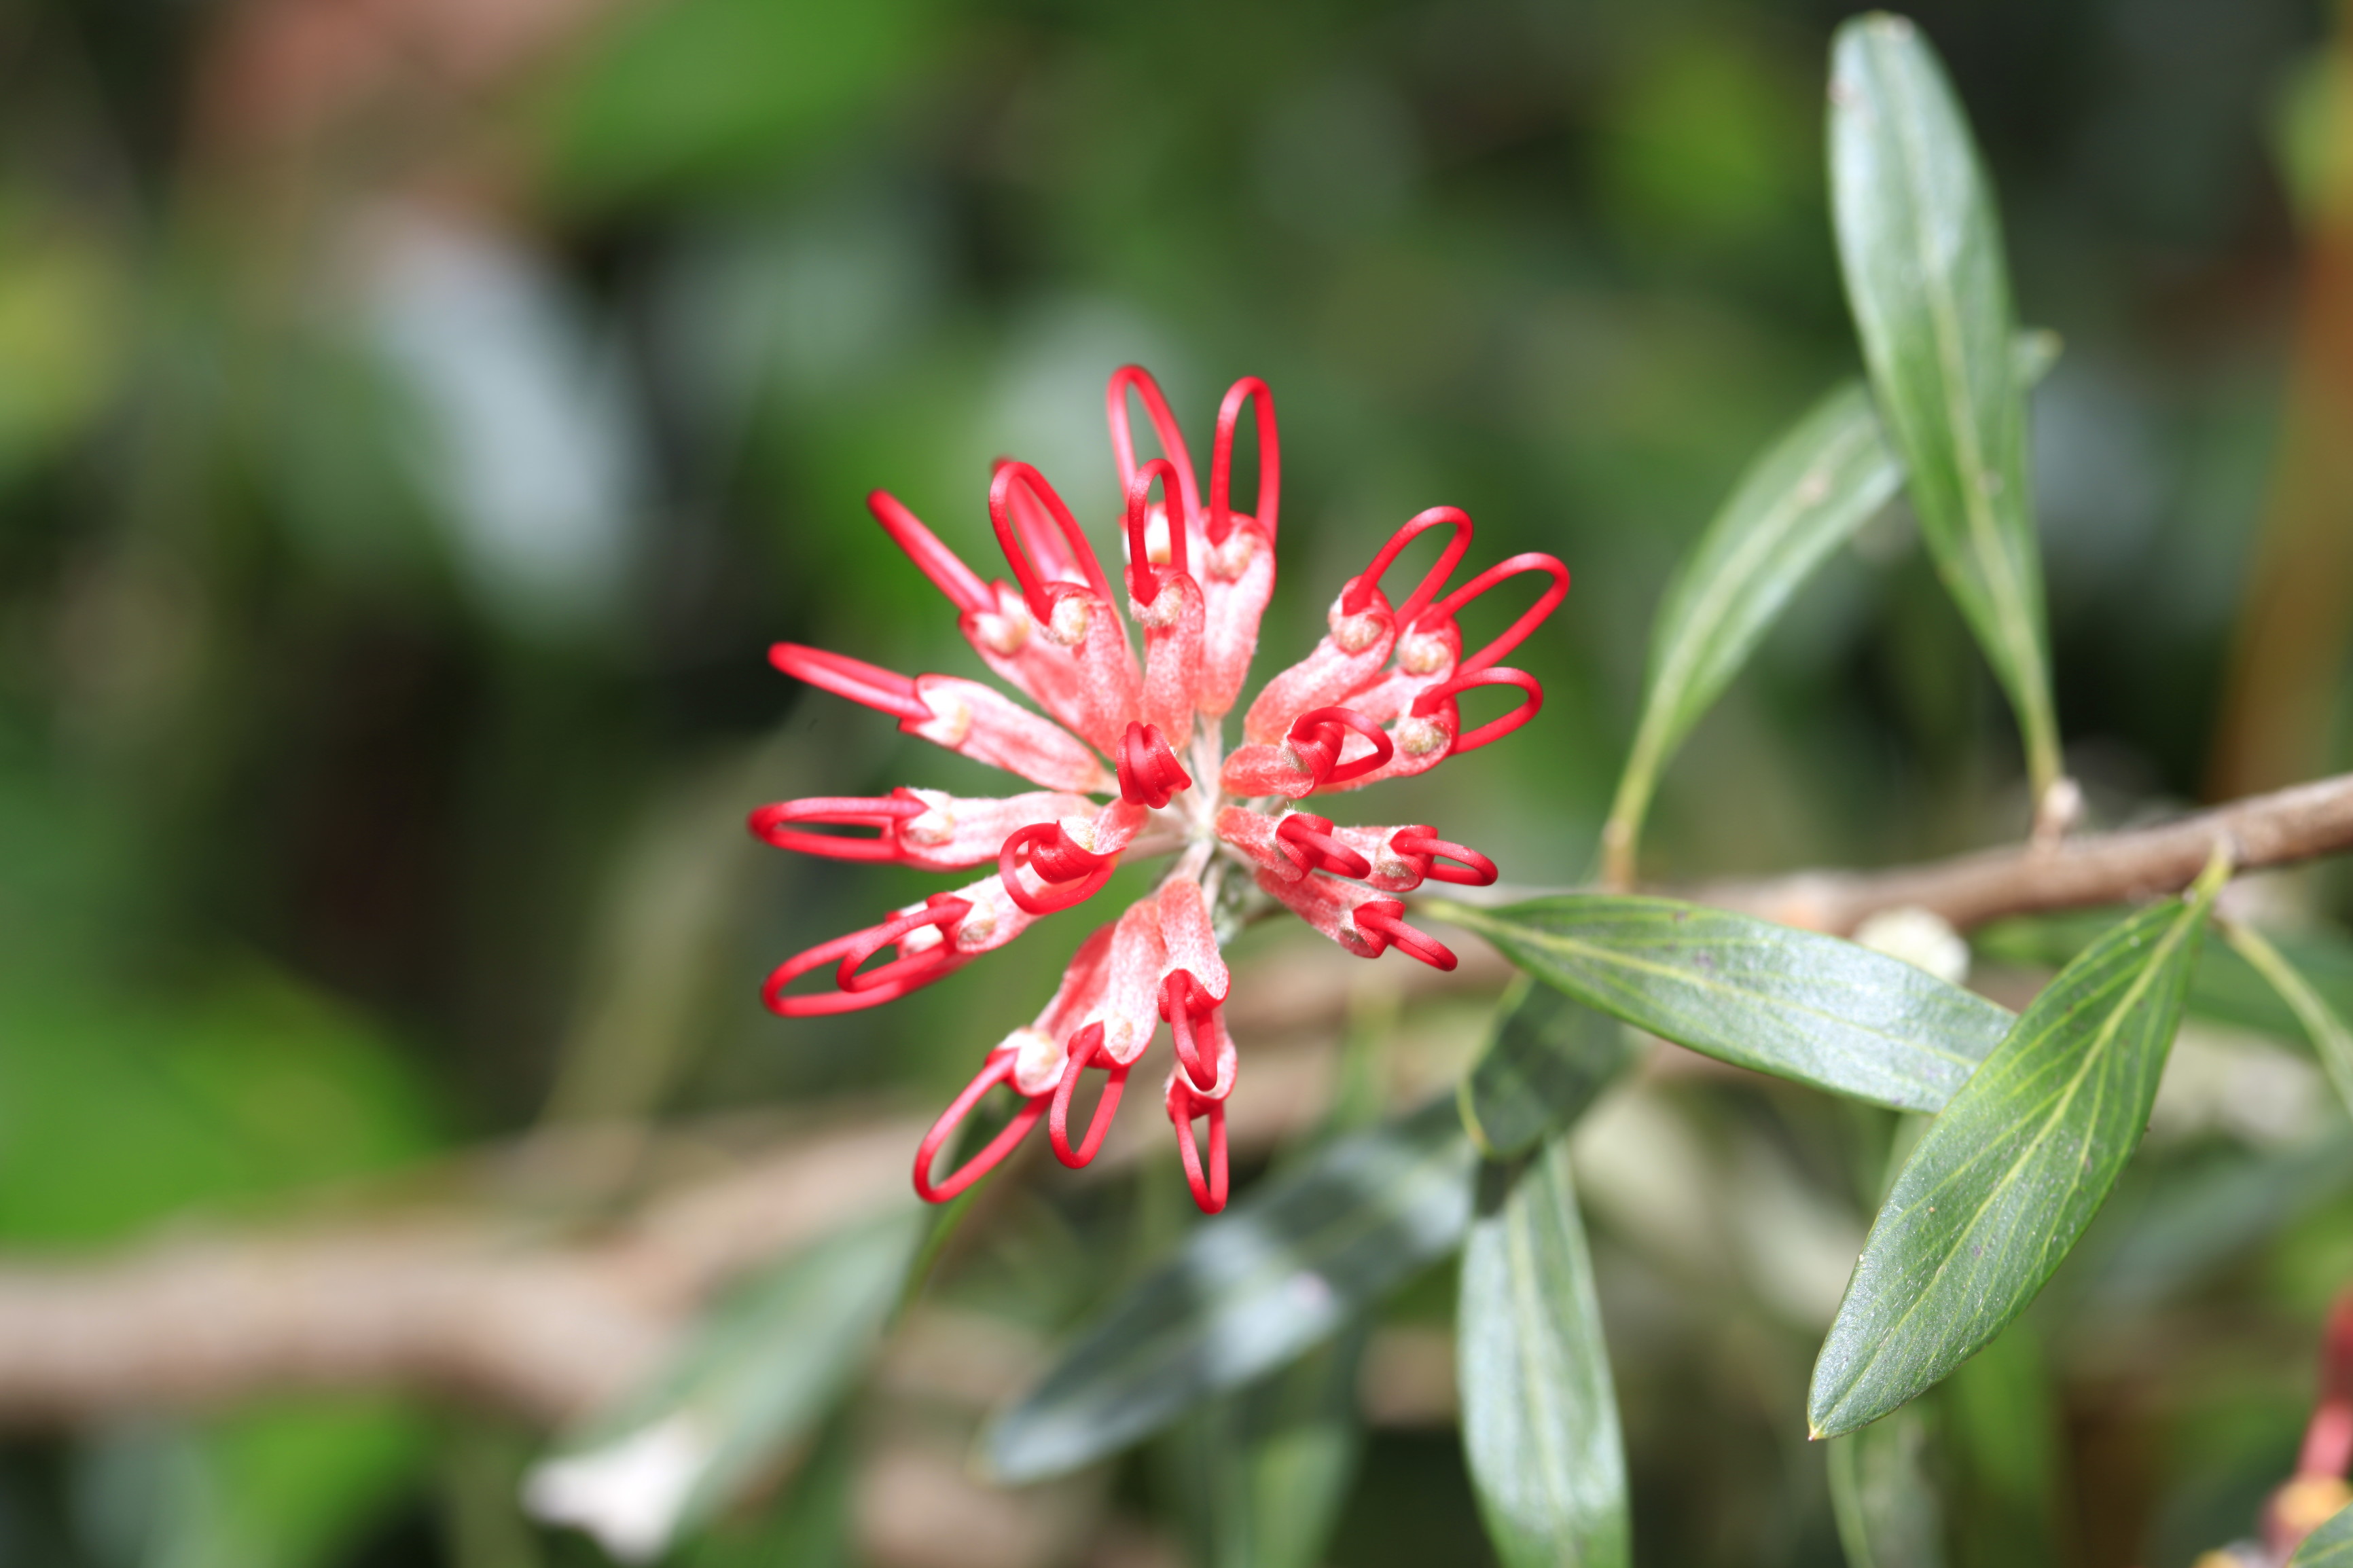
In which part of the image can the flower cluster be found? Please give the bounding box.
[752,367,1567,1212]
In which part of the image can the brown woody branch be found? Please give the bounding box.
[0,1118,929,1427]
[0,1037,1371,1429]
[0,772,2348,1432]
[1693,771,2353,935]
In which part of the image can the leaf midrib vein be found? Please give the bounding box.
[1870,34,2047,726]
[1506,1178,1583,1548]
[1822,906,2196,1419]
[1651,412,1882,739]
[1504,926,1986,1074]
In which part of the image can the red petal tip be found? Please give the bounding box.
[1352,898,1458,972]
[914,1052,1046,1203]
[1391,831,1498,887]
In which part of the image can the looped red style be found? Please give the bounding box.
[1390,831,1498,887]
[1353,898,1458,972]
[1276,812,1373,879]
[1412,666,1544,756]
[913,1051,1047,1203]
[1167,1076,1229,1214]
[1287,706,1395,788]
[1107,365,1201,520]
[1417,551,1571,676]
[988,456,1082,585]
[867,491,992,615]
[836,897,972,993]
[770,644,930,724]
[1158,970,1223,1093]
[998,823,1116,916]
[1339,507,1473,624]
[749,793,924,860]
[1208,377,1278,545]
[1124,457,1191,604]
[764,895,971,1015]
[1049,1024,1132,1167]
[988,461,1115,619]
[1117,722,1191,807]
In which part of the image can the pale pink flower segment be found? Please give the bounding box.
[752,367,1568,1214]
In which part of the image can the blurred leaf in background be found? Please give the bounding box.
[538,0,932,211]
[0,960,439,1245]
[74,1403,432,1568]
[0,198,126,490]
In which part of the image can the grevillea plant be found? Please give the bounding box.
[749,367,1567,1212]
[507,18,2353,1566]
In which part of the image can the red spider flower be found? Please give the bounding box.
[751,367,1568,1214]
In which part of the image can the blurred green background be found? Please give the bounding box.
[1,0,2348,1564]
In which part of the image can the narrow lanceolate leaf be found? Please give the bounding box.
[2292,1501,2353,1567]
[1809,869,2226,1436]
[2222,919,2353,1121]
[1159,1329,1367,1568]
[1828,1406,1945,1568]
[1598,334,2060,890]
[1460,977,1640,1159]
[1602,380,1901,886]
[1460,1139,1630,1568]
[987,1098,1476,1483]
[1429,896,2012,1113]
[526,1209,925,1557]
[1831,14,2061,798]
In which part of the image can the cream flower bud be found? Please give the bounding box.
[1853,905,1970,987]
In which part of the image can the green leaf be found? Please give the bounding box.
[1828,1405,1945,1568]
[1427,895,2012,1113]
[531,1209,925,1557]
[986,1097,1477,1484]
[2222,919,2353,1120]
[2293,1502,2353,1568]
[1830,14,2061,798]
[1459,977,1642,1159]
[1596,332,2059,888]
[1156,1329,1367,1568]
[1978,909,2353,1046]
[0,960,442,1247]
[1939,1326,2062,1568]
[1460,1139,1630,1568]
[83,1402,432,1568]
[1601,379,1901,885]
[681,1413,861,1568]
[1808,869,2225,1436]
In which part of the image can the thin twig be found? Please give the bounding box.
[1694,771,2353,934]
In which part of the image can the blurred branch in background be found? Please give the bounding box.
[0,1116,922,1427]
